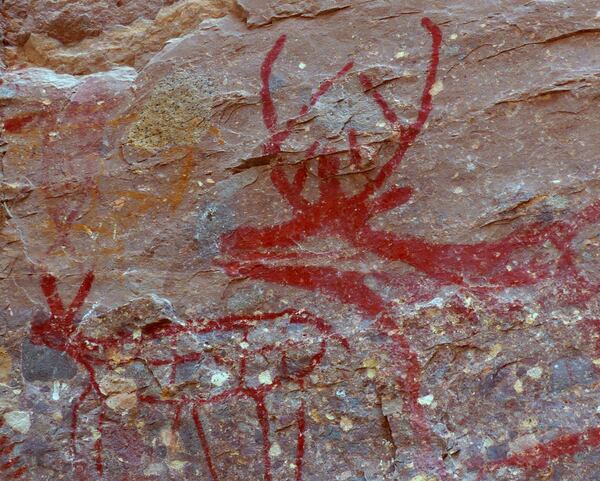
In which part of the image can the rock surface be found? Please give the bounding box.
[2,1,600,480]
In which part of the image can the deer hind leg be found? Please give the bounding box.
[192,405,221,481]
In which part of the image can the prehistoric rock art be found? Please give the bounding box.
[32,271,350,481]
[4,2,600,480]
[219,18,449,479]
[218,16,600,481]
[0,417,28,479]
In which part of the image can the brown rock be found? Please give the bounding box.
[4,0,236,73]
[3,1,600,480]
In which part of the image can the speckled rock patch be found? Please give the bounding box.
[126,69,213,152]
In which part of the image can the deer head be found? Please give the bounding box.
[219,18,442,264]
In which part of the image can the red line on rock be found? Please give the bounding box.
[192,406,221,481]
[253,393,273,481]
[295,401,306,481]
[477,426,600,479]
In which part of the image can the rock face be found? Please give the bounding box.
[2,1,600,480]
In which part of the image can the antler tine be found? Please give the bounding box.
[358,74,399,126]
[65,271,95,323]
[40,273,65,317]
[368,186,414,217]
[271,168,307,210]
[300,61,354,117]
[357,17,442,199]
[317,149,342,200]
[412,18,442,131]
[39,271,95,323]
[293,140,318,189]
[270,141,318,210]
[347,129,363,166]
[261,34,287,134]
[260,33,354,156]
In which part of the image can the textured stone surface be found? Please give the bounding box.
[2,1,600,480]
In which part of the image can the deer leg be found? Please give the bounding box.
[70,383,93,480]
[295,401,306,481]
[192,406,221,481]
[378,314,448,481]
[253,394,273,481]
[93,404,105,476]
[70,383,92,458]
[230,262,447,479]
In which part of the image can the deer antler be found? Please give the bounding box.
[38,272,95,343]
[358,17,442,198]
[260,34,354,155]
[220,18,443,260]
[270,141,319,211]
[261,19,441,217]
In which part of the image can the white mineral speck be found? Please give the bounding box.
[4,411,31,434]
[513,379,524,394]
[258,370,273,385]
[52,381,60,400]
[430,80,444,96]
[210,371,229,386]
[269,442,282,457]
[339,416,353,432]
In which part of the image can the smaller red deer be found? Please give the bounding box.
[31,272,348,481]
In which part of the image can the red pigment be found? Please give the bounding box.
[3,115,34,133]
[0,419,28,478]
[476,426,600,480]
[217,15,600,480]
[33,273,348,481]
